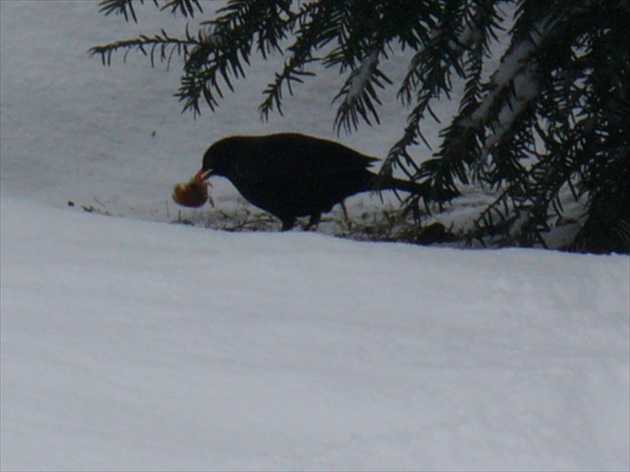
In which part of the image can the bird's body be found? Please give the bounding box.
[175,133,427,230]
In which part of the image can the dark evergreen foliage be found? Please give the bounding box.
[91,0,630,253]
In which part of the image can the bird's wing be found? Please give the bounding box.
[238,133,379,181]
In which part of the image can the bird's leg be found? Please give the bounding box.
[304,212,321,231]
[281,218,296,231]
[339,201,351,228]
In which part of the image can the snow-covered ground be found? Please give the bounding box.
[1,2,629,471]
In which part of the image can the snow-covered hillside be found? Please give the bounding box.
[3,196,629,471]
[1,2,629,471]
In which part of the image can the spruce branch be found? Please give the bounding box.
[333,51,392,133]
[98,0,157,23]
[89,26,202,68]
[259,56,316,119]
[258,3,325,119]
[160,0,203,18]
[98,0,201,23]
[382,2,480,204]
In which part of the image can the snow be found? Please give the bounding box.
[3,197,629,471]
[466,39,539,133]
[345,51,380,104]
[1,2,629,471]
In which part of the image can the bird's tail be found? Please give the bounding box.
[376,176,457,202]
[377,176,428,195]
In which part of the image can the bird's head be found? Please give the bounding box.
[198,137,237,180]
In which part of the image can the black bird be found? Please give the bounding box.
[175,133,429,231]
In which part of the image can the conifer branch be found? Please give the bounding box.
[333,51,392,133]
[89,28,200,67]
[98,0,201,23]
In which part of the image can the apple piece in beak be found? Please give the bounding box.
[172,169,212,208]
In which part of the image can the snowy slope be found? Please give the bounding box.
[1,2,629,471]
[2,197,629,471]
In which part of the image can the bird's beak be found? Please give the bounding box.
[193,168,213,184]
